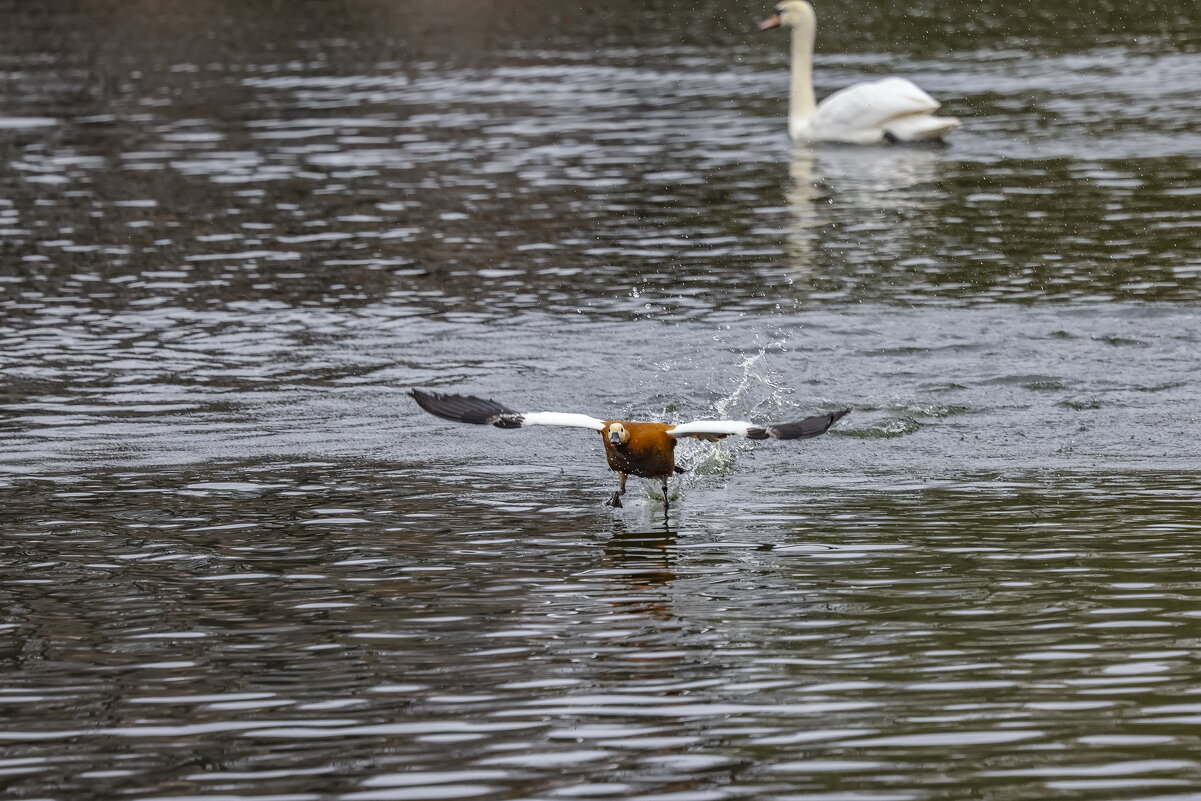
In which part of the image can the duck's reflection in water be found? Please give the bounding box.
[601,520,679,623]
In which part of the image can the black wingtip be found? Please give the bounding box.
[766,408,850,440]
[410,389,521,427]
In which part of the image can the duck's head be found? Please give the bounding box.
[607,422,631,447]
[759,0,815,30]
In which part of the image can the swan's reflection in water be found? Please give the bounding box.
[785,145,947,272]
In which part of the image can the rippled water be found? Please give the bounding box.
[3,1,1201,799]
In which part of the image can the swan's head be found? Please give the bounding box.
[759,0,815,30]
[607,422,630,447]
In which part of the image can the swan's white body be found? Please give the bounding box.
[764,0,959,144]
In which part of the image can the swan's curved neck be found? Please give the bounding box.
[788,4,817,138]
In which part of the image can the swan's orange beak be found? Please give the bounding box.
[759,13,782,30]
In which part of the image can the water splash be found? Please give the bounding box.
[713,342,790,422]
[677,341,792,477]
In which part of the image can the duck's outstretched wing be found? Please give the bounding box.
[667,409,849,441]
[410,390,606,431]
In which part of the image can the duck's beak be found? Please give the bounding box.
[759,13,782,30]
[609,431,622,445]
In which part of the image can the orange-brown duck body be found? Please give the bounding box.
[600,421,676,480]
[600,420,706,507]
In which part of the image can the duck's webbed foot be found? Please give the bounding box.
[606,473,628,508]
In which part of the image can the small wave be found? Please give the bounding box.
[842,417,922,438]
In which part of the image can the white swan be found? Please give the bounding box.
[760,0,960,144]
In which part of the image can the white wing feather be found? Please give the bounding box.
[666,420,754,438]
[521,412,606,431]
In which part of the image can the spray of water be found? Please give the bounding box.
[675,339,792,480]
[714,342,790,421]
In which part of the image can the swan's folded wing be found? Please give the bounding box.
[814,77,940,131]
[667,410,849,441]
[410,389,605,431]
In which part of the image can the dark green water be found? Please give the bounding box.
[2,1,1201,799]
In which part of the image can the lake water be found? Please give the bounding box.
[3,1,1201,799]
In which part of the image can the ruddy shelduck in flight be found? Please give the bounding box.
[411,389,849,507]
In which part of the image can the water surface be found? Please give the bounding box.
[3,1,1201,799]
